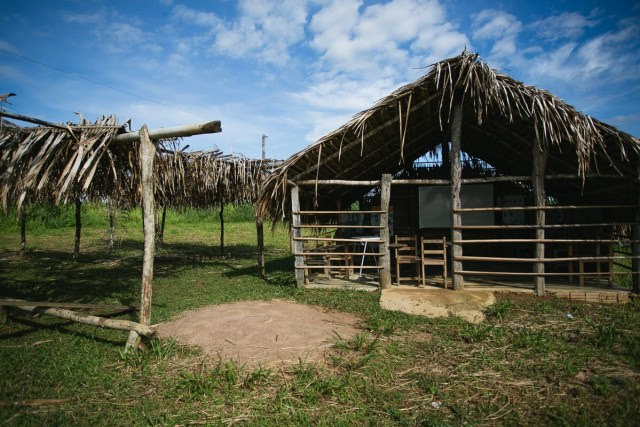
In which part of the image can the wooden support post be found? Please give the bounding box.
[450,103,463,291]
[633,189,640,294]
[291,185,305,287]
[159,205,167,245]
[73,196,81,259]
[19,205,26,252]
[127,125,156,352]
[219,202,225,255]
[108,200,115,251]
[379,174,392,289]
[532,139,549,296]
[256,215,265,277]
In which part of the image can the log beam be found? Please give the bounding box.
[9,303,153,336]
[114,121,221,143]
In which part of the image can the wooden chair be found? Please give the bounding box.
[420,237,448,288]
[394,236,421,286]
[323,243,353,278]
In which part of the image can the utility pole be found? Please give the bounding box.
[262,134,267,160]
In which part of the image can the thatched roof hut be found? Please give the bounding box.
[0,115,272,211]
[257,51,640,222]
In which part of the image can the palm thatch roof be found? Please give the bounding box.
[257,51,640,222]
[0,115,273,212]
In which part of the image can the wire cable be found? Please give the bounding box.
[0,47,205,120]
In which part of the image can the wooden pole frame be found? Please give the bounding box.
[532,140,549,296]
[19,205,26,252]
[291,185,306,287]
[73,196,82,259]
[450,103,463,290]
[126,125,156,351]
[379,174,392,289]
[633,187,640,294]
[219,202,225,255]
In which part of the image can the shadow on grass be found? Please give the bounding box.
[0,240,297,305]
[0,315,127,346]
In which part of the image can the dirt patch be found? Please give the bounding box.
[380,287,496,323]
[155,300,360,368]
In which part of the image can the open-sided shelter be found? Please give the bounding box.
[257,51,640,301]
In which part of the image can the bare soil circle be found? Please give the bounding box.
[156,300,361,368]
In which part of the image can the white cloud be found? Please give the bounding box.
[609,112,640,125]
[530,12,598,41]
[525,18,640,84]
[0,64,23,80]
[471,9,521,58]
[62,11,104,24]
[300,0,468,143]
[0,39,19,54]
[172,0,308,65]
[472,10,521,40]
[310,0,468,76]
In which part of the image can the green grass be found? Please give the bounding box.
[1,206,639,425]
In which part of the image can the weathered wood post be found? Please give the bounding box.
[126,125,156,351]
[73,196,82,259]
[256,215,265,277]
[450,103,464,290]
[379,174,392,289]
[157,205,167,245]
[219,202,225,255]
[632,188,640,294]
[291,184,305,287]
[532,138,549,296]
[108,200,115,251]
[19,205,26,252]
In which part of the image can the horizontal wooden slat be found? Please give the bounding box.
[454,223,633,230]
[455,205,635,213]
[294,237,384,243]
[455,239,639,244]
[454,256,636,263]
[295,265,383,270]
[293,210,386,214]
[457,270,637,276]
[293,224,383,229]
[296,252,383,256]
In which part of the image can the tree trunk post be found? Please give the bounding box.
[108,200,115,251]
[20,205,26,252]
[291,185,306,287]
[127,125,156,352]
[532,139,549,296]
[379,174,392,289]
[633,188,640,294]
[160,205,167,245]
[256,215,265,277]
[450,103,464,290]
[73,196,82,259]
[219,202,225,255]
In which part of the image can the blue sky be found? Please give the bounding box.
[1,0,638,160]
